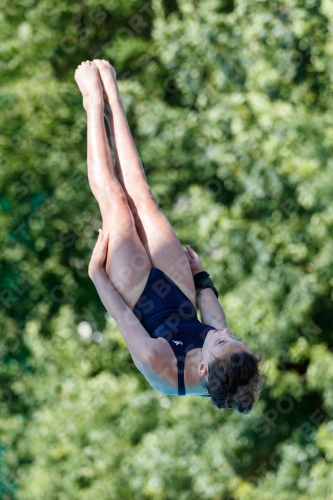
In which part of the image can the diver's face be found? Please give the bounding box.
[198,328,251,377]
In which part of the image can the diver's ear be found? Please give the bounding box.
[198,360,208,377]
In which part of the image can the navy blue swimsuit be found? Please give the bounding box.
[132,267,215,396]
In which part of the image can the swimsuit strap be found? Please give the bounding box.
[177,357,186,396]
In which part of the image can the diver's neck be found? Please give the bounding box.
[184,348,209,396]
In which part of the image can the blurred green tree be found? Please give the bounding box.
[0,0,333,498]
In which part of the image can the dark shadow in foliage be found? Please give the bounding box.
[311,294,333,350]
[292,0,328,90]
[51,2,153,81]
[163,0,179,17]
[232,390,328,483]
[217,0,235,14]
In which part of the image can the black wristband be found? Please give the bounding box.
[196,283,219,299]
[193,271,219,299]
[193,271,210,285]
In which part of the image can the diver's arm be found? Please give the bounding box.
[90,268,158,368]
[184,244,227,328]
[198,287,228,330]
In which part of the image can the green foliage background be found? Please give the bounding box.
[1,0,333,498]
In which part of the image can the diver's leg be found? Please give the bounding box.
[74,61,151,308]
[94,59,196,307]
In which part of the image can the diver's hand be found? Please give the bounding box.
[184,244,205,275]
[88,229,109,280]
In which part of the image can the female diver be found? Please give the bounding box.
[74,60,265,413]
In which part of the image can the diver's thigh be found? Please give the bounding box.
[100,199,152,309]
[132,199,196,308]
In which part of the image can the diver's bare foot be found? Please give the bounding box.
[93,59,120,104]
[74,60,104,111]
